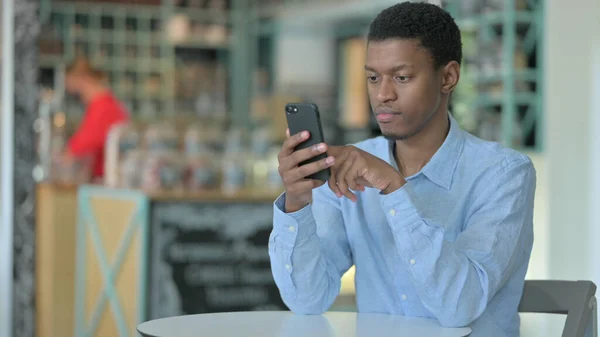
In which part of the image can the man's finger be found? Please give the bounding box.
[286,128,290,138]
[335,155,357,202]
[279,143,328,172]
[347,155,367,191]
[290,142,327,165]
[328,168,341,197]
[279,130,310,158]
[294,155,335,181]
[347,169,361,191]
[356,177,369,192]
[328,148,350,198]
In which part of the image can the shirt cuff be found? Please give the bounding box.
[273,192,318,245]
[379,184,423,241]
[380,183,420,217]
[379,184,437,271]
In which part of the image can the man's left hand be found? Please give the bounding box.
[327,145,405,202]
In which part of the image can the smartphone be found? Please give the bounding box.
[285,102,331,181]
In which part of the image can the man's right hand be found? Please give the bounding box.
[278,129,335,213]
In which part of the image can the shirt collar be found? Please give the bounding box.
[388,113,464,190]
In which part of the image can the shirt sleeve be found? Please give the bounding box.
[269,185,353,314]
[67,103,116,156]
[380,156,536,328]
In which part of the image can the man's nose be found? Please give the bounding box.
[376,79,397,103]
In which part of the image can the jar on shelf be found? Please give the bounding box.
[141,150,185,192]
[144,119,180,153]
[221,154,248,195]
[119,150,146,189]
[187,154,220,191]
[185,123,217,155]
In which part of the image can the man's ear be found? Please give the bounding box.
[441,61,460,94]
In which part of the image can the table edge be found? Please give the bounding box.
[136,311,472,336]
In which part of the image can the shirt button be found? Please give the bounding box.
[389,209,396,216]
[285,264,291,271]
[288,226,296,233]
[410,259,416,265]
[401,294,407,301]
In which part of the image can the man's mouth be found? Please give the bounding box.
[375,108,400,123]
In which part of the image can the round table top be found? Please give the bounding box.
[137,311,472,337]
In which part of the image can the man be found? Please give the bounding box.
[64,56,129,179]
[269,2,536,336]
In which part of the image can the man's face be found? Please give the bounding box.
[365,39,443,140]
[64,72,81,96]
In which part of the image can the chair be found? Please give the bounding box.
[519,280,598,337]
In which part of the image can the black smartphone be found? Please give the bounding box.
[285,102,331,181]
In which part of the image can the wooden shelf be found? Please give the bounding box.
[147,188,282,202]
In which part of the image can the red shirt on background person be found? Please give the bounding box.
[63,57,129,179]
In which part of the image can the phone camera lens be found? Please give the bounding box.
[286,106,293,113]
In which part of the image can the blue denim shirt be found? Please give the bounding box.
[269,115,536,336]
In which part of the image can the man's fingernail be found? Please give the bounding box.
[325,156,334,165]
[316,143,326,151]
[302,131,309,138]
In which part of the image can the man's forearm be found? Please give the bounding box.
[269,194,346,314]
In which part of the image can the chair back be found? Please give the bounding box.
[519,280,597,337]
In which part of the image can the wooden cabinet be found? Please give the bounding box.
[35,183,79,337]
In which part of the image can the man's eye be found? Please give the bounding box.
[395,76,410,82]
[367,76,379,82]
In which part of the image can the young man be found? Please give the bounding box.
[64,57,129,179]
[269,2,536,336]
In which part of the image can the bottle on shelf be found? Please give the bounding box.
[144,113,179,153]
[141,150,185,192]
[141,110,184,192]
[184,124,220,191]
[249,121,284,192]
[249,121,272,190]
[221,128,249,195]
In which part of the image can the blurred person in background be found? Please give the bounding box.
[63,56,129,180]
[270,2,535,336]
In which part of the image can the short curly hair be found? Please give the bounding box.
[368,1,462,68]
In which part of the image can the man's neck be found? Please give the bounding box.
[394,110,450,176]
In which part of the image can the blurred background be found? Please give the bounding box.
[1,0,599,336]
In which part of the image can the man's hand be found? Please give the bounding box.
[278,129,336,213]
[327,145,405,202]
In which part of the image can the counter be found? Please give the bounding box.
[36,183,357,337]
[73,185,288,337]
